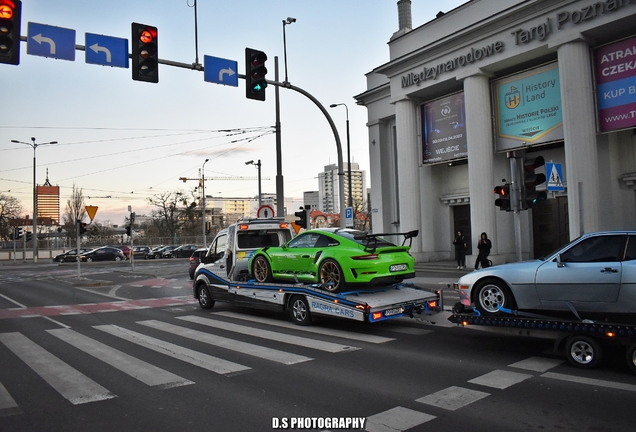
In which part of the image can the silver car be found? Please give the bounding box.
[455,231,636,317]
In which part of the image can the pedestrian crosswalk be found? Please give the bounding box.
[0,311,400,416]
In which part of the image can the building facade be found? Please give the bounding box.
[355,0,636,263]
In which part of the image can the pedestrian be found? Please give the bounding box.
[474,232,492,270]
[452,231,467,269]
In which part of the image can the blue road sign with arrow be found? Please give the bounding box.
[85,33,129,68]
[27,22,76,61]
[204,55,238,87]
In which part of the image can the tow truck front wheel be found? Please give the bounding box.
[198,286,215,310]
[566,335,602,369]
[473,278,515,316]
[290,295,312,326]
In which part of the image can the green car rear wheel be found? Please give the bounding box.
[319,259,345,292]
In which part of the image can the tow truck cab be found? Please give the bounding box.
[199,217,295,282]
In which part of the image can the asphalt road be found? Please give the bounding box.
[1,261,636,431]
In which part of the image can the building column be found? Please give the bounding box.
[394,97,422,253]
[557,40,601,237]
[464,74,498,256]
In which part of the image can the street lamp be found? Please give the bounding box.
[11,137,58,262]
[245,159,262,209]
[202,158,209,248]
[282,17,296,84]
[329,103,352,208]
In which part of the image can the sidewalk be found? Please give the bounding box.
[414,260,473,274]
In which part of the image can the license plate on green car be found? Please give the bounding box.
[390,264,407,272]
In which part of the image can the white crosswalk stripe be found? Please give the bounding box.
[177,315,359,353]
[47,328,193,389]
[137,320,313,365]
[212,311,395,343]
[94,324,250,375]
[0,332,116,405]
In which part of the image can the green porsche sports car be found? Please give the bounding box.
[248,228,418,292]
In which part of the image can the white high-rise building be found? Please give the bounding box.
[318,163,367,213]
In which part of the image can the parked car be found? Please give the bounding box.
[455,231,636,318]
[53,248,91,263]
[108,245,131,259]
[132,246,151,259]
[166,244,199,258]
[159,245,179,258]
[80,247,126,262]
[189,247,207,279]
[248,228,418,293]
[147,245,167,259]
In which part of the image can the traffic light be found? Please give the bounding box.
[294,207,308,229]
[131,23,158,83]
[245,48,267,101]
[26,231,32,242]
[125,225,132,236]
[13,227,23,240]
[79,222,88,235]
[522,155,547,208]
[494,185,511,211]
[0,0,21,65]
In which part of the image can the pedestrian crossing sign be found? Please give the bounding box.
[545,162,564,191]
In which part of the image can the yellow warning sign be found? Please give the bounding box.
[85,205,98,222]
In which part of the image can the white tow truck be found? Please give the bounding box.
[192,217,442,325]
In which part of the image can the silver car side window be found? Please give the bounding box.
[560,235,625,263]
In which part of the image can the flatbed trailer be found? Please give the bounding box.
[193,268,442,326]
[449,307,636,374]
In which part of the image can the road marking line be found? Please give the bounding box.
[214,311,394,344]
[47,328,192,389]
[94,324,249,375]
[0,382,21,416]
[509,356,563,372]
[468,369,533,389]
[177,315,359,353]
[0,332,116,405]
[138,320,312,365]
[365,406,435,432]
[541,372,636,392]
[416,386,490,411]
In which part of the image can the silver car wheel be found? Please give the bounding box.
[478,283,506,314]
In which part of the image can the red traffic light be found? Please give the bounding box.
[494,185,509,196]
[0,3,15,20]
[139,27,156,44]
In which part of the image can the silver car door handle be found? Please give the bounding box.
[601,267,618,273]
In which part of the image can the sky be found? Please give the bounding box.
[1,0,467,225]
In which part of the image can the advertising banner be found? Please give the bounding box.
[494,63,563,151]
[594,35,636,133]
[421,92,467,164]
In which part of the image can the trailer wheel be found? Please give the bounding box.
[566,335,602,369]
[198,286,215,310]
[473,278,515,316]
[319,259,345,292]
[626,343,636,374]
[290,295,312,326]
[252,256,273,282]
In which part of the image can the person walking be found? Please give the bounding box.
[474,232,492,270]
[452,231,467,269]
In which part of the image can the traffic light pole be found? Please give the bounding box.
[76,220,81,279]
[508,152,523,262]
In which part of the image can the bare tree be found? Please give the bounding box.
[62,184,87,240]
[147,191,188,239]
[0,193,25,240]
